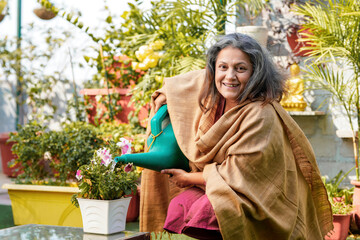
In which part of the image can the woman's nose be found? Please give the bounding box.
[226,69,236,80]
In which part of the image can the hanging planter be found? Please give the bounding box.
[78,197,132,235]
[33,7,56,20]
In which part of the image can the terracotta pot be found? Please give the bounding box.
[79,88,149,127]
[325,214,351,240]
[126,186,140,222]
[287,26,313,57]
[350,180,360,231]
[0,132,18,177]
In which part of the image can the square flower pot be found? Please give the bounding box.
[77,197,132,235]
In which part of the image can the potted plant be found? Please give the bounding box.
[2,121,104,227]
[326,201,353,240]
[323,171,354,240]
[80,55,148,127]
[294,0,360,219]
[2,121,143,227]
[71,139,139,235]
[95,121,146,222]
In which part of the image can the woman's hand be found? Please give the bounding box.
[161,169,205,188]
[154,93,167,112]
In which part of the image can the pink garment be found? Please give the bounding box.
[163,187,222,240]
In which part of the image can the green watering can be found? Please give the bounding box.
[115,105,190,172]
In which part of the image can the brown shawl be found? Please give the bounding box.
[139,69,333,239]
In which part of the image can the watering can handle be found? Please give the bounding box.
[151,105,169,135]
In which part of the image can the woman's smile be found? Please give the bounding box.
[223,82,240,88]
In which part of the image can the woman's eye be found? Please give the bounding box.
[236,66,246,72]
[219,65,227,70]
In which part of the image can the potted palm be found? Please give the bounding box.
[294,0,360,218]
[72,139,139,235]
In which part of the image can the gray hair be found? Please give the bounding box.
[199,33,286,112]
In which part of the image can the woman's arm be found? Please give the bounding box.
[161,169,205,188]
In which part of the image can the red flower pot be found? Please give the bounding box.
[325,214,351,240]
[79,88,149,127]
[126,186,140,222]
[0,132,18,177]
[350,180,360,231]
[287,26,313,57]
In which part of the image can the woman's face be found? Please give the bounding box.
[214,46,253,107]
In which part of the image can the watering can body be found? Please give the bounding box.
[115,105,190,172]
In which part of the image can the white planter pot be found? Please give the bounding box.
[78,197,132,235]
[236,26,268,47]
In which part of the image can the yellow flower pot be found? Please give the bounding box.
[2,183,82,227]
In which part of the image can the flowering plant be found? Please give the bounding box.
[71,138,139,206]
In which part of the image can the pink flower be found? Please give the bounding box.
[76,170,82,181]
[124,163,133,173]
[96,148,113,167]
[117,138,132,155]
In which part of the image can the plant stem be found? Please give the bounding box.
[68,47,81,122]
[99,43,114,121]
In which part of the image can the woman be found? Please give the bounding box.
[140,33,333,239]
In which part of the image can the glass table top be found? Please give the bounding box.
[0,224,150,240]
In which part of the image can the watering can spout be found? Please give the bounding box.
[115,105,190,172]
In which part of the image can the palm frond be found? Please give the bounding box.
[174,56,206,75]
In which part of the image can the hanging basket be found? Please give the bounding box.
[33,7,56,20]
[0,14,4,22]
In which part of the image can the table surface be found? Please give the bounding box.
[0,224,150,240]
